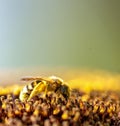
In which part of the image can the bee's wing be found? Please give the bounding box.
[21,77,42,81]
[21,76,53,82]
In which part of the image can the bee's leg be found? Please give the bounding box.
[43,85,48,98]
[27,82,46,101]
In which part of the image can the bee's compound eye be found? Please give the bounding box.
[60,85,70,98]
[60,85,66,93]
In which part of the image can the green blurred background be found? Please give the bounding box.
[0,0,120,72]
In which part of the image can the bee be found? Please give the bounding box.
[19,76,70,102]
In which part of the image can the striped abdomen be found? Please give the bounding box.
[19,80,41,102]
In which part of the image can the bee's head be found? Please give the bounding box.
[59,84,70,100]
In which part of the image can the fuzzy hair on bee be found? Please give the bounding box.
[19,76,70,102]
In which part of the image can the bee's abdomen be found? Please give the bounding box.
[19,80,42,101]
[19,82,37,101]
